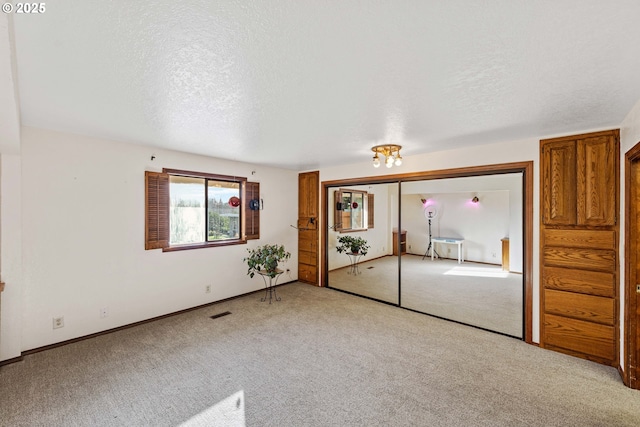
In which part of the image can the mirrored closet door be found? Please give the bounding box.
[327,183,400,305]
[399,175,524,338]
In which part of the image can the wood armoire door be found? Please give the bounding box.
[298,171,319,285]
[577,135,617,226]
[540,129,619,366]
[542,140,576,226]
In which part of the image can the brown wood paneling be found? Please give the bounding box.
[542,266,614,297]
[543,229,616,250]
[299,233,318,253]
[298,263,316,284]
[577,135,617,226]
[299,250,317,266]
[299,172,319,218]
[543,247,615,272]
[298,171,319,285]
[542,140,576,225]
[544,314,615,361]
[545,289,615,325]
[540,130,619,367]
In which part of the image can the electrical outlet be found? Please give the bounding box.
[53,316,64,329]
[205,285,211,293]
[492,252,497,258]
[100,307,108,318]
[409,245,412,250]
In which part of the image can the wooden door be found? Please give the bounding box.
[625,145,640,389]
[298,171,319,285]
[540,129,619,366]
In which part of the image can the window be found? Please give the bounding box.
[145,169,260,251]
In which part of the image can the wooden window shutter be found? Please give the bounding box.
[246,181,260,240]
[145,171,169,250]
[368,194,374,229]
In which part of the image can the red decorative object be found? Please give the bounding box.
[228,196,240,207]
[352,202,358,209]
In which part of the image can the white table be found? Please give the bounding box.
[431,237,464,263]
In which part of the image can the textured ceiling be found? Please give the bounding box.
[10,1,640,170]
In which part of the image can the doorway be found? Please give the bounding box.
[624,143,640,389]
[321,162,533,343]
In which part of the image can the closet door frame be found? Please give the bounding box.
[321,161,534,344]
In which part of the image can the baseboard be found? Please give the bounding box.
[1,280,297,366]
[0,355,24,367]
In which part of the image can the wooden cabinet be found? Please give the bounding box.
[393,230,406,256]
[540,129,619,366]
[542,133,616,226]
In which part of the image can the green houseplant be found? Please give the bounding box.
[335,235,370,256]
[244,244,291,278]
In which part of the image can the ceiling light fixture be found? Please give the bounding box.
[371,144,402,168]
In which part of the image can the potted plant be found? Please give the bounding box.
[335,235,370,256]
[244,244,291,278]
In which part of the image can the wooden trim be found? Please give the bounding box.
[322,161,534,188]
[523,160,534,344]
[0,355,24,367]
[0,281,5,293]
[163,168,247,183]
[162,239,247,252]
[541,129,620,144]
[321,161,534,344]
[624,141,640,389]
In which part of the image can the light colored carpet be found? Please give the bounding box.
[329,255,523,337]
[1,283,638,426]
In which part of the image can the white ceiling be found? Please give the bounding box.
[7,1,640,170]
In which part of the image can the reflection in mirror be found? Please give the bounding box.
[400,173,524,338]
[325,173,524,339]
[328,183,399,304]
[334,189,370,232]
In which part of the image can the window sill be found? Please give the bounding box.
[163,239,247,252]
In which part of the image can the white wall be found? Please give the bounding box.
[401,174,523,272]
[402,191,510,265]
[0,127,298,358]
